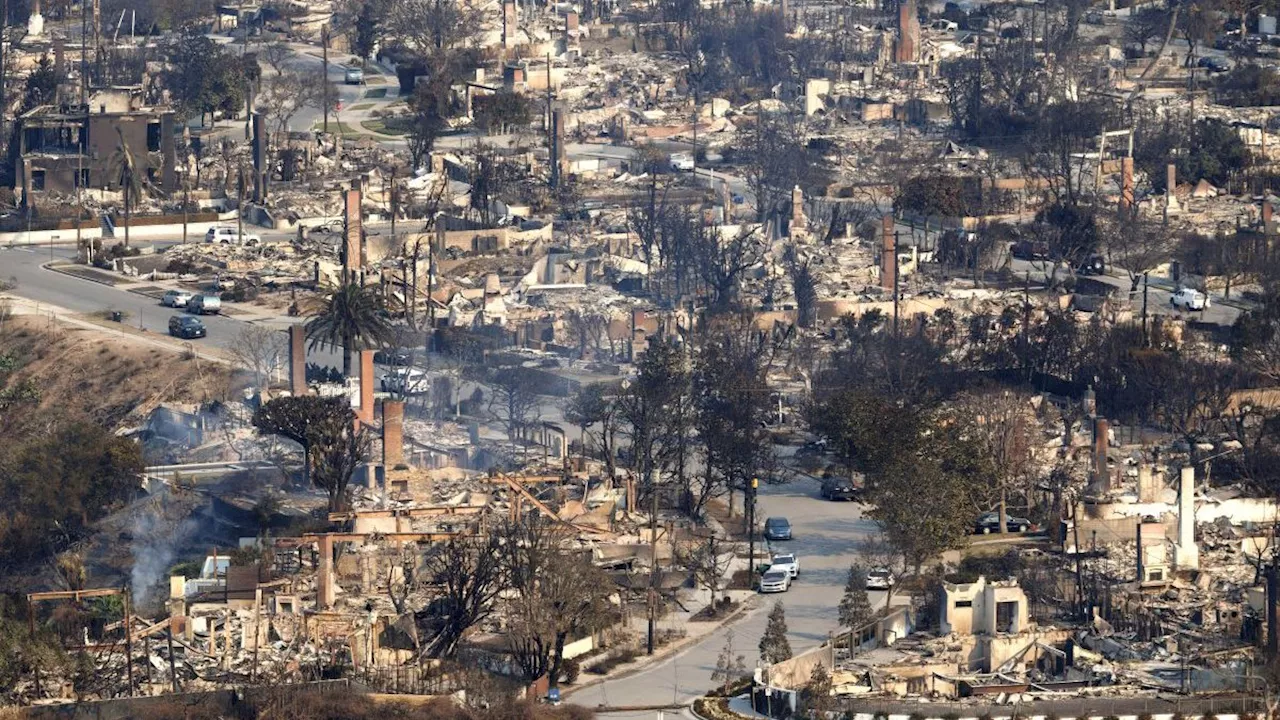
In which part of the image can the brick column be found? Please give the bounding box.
[880,215,896,291]
[289,325,307,396]
[1093,417,1109,491]
[1119,157,1134,214]
[317,534,335,609]
[343,189,362,280]
[358,349,375,425]
[383,399,404,468]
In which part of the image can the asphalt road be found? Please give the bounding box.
[570,474,888,712]
[0,244,347,368]
[1007,258,1244,326]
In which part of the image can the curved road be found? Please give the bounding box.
[571,473,886,713]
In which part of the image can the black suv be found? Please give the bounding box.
[820,478,858,501]
[169,315,207,339]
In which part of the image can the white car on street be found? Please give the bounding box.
[865,568,896,591]
[381,367,429,395]
[770,553,799,578]
[758,568,792,593]
[1171,287,1210,311]
[205,226,261,246]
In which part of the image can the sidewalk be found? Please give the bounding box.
[44,260,301,326]
[563,588,760,701]
[2,294,233,365]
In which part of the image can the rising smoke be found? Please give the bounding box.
[130,509,201,609]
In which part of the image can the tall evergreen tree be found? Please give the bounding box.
[759,601,792,664]
[838,565,873,630]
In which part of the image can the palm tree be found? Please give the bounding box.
[110,127,143,248]
[305,282,393,376]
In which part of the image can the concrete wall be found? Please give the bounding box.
[0,211,240,245]
[941,576,1028,637]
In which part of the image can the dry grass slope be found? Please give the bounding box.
[1,317,234,432]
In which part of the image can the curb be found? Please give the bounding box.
[43,260,128,288]
[564,596,760,701]
[2,294,234,366]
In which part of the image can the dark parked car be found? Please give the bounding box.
[763,517,793,541]
[374,348,413,366]
[1077,255,1106,276]
[1010,240,1050,261]
[1198,56,1231,73]
[168,315,207,339]
[974,511,1033,534]
[820,478,858,501]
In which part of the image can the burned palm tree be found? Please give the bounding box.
[109,126,143,248]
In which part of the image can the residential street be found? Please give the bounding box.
[571,474,887,713]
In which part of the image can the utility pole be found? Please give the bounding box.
[389,167,397,239]
[892,231,900,334]
[1072,500,1084,621]
[321,25,330,133]
[237,161,245,244]
[747,477,758,589]
[647,474,658,655]
[1141,272,1150,346]
[77,0,88,259]
[546,53,555,187]
[1,0,9,148]
[182,178,190,244]
[428,218,439,344]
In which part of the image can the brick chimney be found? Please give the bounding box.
[1093,417,1109,491]
[316,534,335,609]
[343,189,362,280]
[880,215,896,291]
[382,399,404,468]
[289,325,307,395]
[1119,157,1134,214]
[358,350,375,424]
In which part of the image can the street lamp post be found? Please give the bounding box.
[747,477,758,587]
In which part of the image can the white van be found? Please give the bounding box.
[669,152,695,172]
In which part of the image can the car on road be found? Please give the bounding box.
[187,294,222,315]
[865,568,895,591]
[974,511,1033,534]
[381,367,429,395]
[374,348,414,366]
[1171,287,1210,311]
[205,226,261,246]
[669,152,695,172]
[770,553,799,578]
[345,67,365,84]
[820,478,858,501]
[161,289,194,308]
[1010,240,1050,261]
[1198,56,1231,73]
[1076,255,1106,276]
[763,517,793,541]
[168,315,206,339]
[758,568,792,593]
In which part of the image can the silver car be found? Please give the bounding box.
[162,289,194,307]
